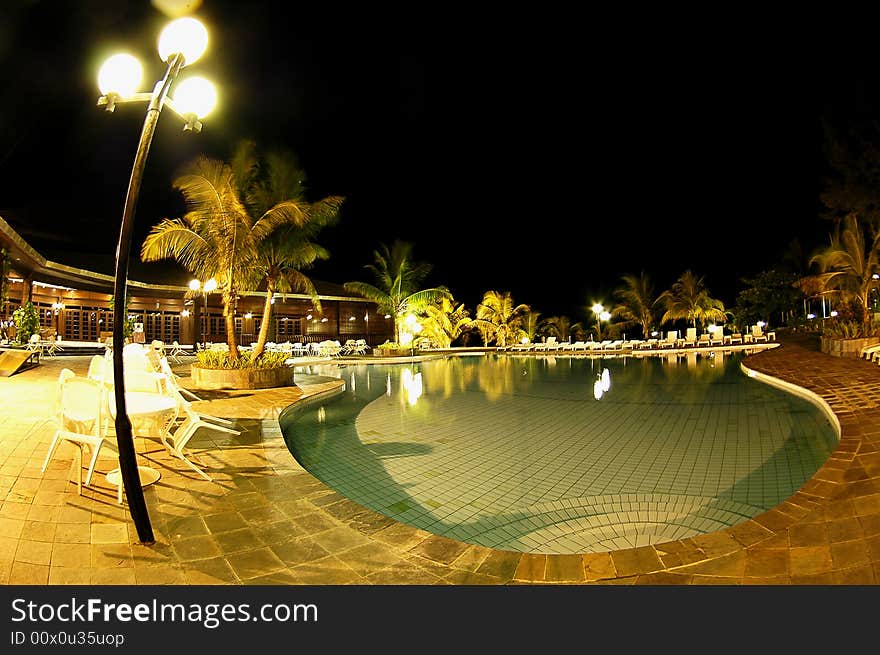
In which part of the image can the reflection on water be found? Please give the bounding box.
[283,352,838,554]
[401,368,423,406]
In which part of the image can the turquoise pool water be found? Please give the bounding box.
[280,352,838,554]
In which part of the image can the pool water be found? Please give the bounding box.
[281,352,837,554]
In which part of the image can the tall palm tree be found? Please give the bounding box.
[804,212,880,327]
[235,144,343,360]
[141,146,329,360]
[344,240,450,344]
[418,297,472,348]
[612,271,657,338]
[658,270,727,329]
[522,310,542,343]
[473,290,530,347]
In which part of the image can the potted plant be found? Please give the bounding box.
[190,349,294,390]
[819,317,880,358]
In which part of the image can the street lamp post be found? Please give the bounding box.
[189,278,216,351]
[97,16,217,544]
[592,303,611,341]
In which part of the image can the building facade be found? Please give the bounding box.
[0,215,393,347]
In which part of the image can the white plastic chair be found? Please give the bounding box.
[166,340,186,364]
[26,333,43,360]
[41,370,111,494]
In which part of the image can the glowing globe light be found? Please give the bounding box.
[189,279,201,291]
[172,76,217,118]
[591,303,604,314]
[203,278,217,292]
[599,311,611,322]
[593,379,604,400]
[601,368,611,392]
[158,17,209,65]
[98,53,143,97]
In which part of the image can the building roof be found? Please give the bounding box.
[0,212,368,302]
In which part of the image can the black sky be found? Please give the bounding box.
[0,2,847,321]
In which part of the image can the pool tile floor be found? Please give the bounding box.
[0,332,879,584]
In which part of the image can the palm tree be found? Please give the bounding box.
[235,145,343,359]
[658,270,728,329]
[473,290,530,347]
[141,145,333,360]
[539,315,573,341]
[418,297,472,348]
[612,272,657,338]
[344,241,450,344]
[522,310,542,344]
[804,212,880,327]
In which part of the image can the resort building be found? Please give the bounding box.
[0,214,392,347]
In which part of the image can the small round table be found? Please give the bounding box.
[106,391,177,502]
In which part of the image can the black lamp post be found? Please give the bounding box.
[96,16,216,544]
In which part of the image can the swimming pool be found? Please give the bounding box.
[281,352,838,554]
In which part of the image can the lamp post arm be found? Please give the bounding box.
[110,52,183,545]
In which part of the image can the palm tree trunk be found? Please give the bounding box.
[223,291,240,360]
[252,280,275,360]
[393,316,400,345]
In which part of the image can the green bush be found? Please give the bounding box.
[375,341,403,350]
[822,318,880,339]
[195,349,290,370]
[12,301,40,344]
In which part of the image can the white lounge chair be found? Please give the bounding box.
[751,325,768,342]
[681,327,698,348]
[658,331,679,348]
[724,332,743,345]
[709,327,725,347]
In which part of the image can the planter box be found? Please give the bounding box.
[191,364,294,390]
[373,348,415,357]
[820,335,880,358]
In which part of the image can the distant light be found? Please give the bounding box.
[650,331,658,337]
[874,273,879,280]
[281,317,288,321]
[306,314,312,320]
[321,317,328,322]
[180,309,190,317]
[172,76,217,118]
[521,337,529,344]
[158,16,208,65]
[830,311,839,317]
[270,296,275,304]
[601,368,611,392]
[349,316,356,321]
[244,312,252,319]
[384,314,391,319]
[807,313,816,319]
[364,314,369,321]
[98,53,143,97]
[757,321,766,328]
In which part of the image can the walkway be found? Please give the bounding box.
[0,334,878,584]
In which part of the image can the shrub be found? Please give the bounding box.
[195,350,290,369]
[822,318,880,339]
[375,341,403,350]
[12,301,40,344]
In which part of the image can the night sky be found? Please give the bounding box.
[0,2,849,321]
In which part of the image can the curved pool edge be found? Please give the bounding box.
[266,340,880,584]
[740,360,842,441]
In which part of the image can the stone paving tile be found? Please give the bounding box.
[3,338,880,586]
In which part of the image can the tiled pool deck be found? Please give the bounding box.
[1,333,879,585]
